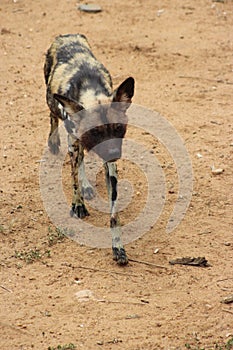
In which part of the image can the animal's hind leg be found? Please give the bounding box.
[105,162,128,265]
[48,112,60,154]
[68,135,89,219]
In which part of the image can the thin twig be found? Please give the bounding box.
[218,287,231,292]
[128,258,168,269]
[179,75,233,85]
[216,277,233,283]
[97,299,145,306]
[76,265,141,277]
[31,109,48,115]
[0,285,13,293]
[222,309,233,315]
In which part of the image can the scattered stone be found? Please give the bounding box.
[210,120,222,125]
[74,277,82,284]
[157,9,165,17]
[199,229,212,235]
[78,4,102,13]
[75,289,94,301]
[226,333,233,338]
[211,166,224,175]
[196,153,203,158]
[141,299,149,304]
[1,28,11,35]
[125,314,141,319]
[192,191,199,196]
[107,338,122,344]
[221,294,233,304]
[97,340,104,345]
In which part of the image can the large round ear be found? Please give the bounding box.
[54,94,83,115]
[113,77,135,105]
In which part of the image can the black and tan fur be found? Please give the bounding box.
[44,34,134,265]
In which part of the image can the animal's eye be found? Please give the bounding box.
[115,123,124,132]
[91,128,99,137]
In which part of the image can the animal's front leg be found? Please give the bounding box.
[48,113,60,154]
[68,135,89,219]
[79,160,94,200]
[105,162,128,265]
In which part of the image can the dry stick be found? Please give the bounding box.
[179,75,233,85]
[31,109,48,115]
[97,299,145,306]
[128,258,168,269]
[76,265,141,277]
[0,285,13,293]
[217,277,233,283]
[222,309,233,315]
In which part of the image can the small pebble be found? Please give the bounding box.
[226,333,233,338]
[75,289,93,301]
[78,4,102,13]
[125,314,140,319]
[97,341,104,345]
[211,167,224,175]
[157,9,165,17]
[74,278,82,284]
[221,294,233,304]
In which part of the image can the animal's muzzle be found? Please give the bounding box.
[91,139,123,162]
[105,148,121,162]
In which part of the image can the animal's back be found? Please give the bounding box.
[44,34,112,99]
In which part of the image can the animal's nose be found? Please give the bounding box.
[107,148,121,161]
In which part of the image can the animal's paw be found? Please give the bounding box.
[48,136,61,155]
[70,203,89,219]
[112,247,128,266]
[82,185,95,200]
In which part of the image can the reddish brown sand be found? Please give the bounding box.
[0,0,232,349]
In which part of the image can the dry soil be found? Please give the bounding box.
[0,0,233,349]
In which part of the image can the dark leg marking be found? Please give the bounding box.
[70,202,89,219]
[48,113,60,154]
[110,176,117,201]
[69,137,89,218]
[105,162,128,266]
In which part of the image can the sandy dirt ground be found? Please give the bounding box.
[0,0,233,349]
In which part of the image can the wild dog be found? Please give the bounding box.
[44,34,134,265]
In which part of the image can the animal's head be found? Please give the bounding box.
[54,77,134,162]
